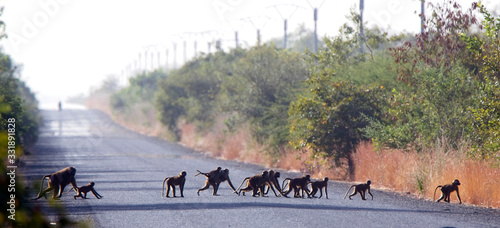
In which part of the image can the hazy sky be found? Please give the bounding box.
[0,0,495,107]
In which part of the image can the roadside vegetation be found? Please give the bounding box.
[88,1,499,208]
[0,9,79,226]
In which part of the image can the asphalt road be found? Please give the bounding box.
[21,109,500,227]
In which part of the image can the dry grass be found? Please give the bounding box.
[352,142,500,208]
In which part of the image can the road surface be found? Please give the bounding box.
[21,109,500,227]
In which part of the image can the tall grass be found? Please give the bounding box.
[352,142,500,208]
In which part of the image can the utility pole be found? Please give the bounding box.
[314,8,318,52]
[183,40,187,63]
[157,51,160,70]
[173,43,177,69]
[194,40,197,58]
[270,4,303,49]
[138,53,142,72]
[257,29,261,46]
[360,0,364,53]
[307,0,325,53]
[235,31,239,49]
[165,49,169,72]
[421,0,425,34]
[150,52,153,71]
[144,50,148,71]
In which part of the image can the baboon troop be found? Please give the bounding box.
[434,179,461,204]
[31,166,464,207]
[162,171,187,198]
[343,180,373,200]
[74,182,103,199]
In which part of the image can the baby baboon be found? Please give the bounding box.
[310,177,329,199]
[74,182,102,199]
[343,180,373,200]
[162,171,187,198]
[434,179,461,204]
[237,171,269,197]
[282,175,311,198]
[33,166,78,200]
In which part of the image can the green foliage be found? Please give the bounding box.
[461,4,500,161]
[288,10,393,173]
[0,52,39,146]
[365,66,478,150]
[111,70,166,112]
[220,45,308,149]
[155,49,246,134]
[368,1,499,163]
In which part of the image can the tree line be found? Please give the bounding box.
[108,1,499,177]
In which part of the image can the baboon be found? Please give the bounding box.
[162,171,187,198]
[195,167,222,196]
[282,175,311,198]
[434,179,461,204]
[263,170,282,197]
[310,177,329,199]
[33,166,78,200]
[74,182,102,199]
[343,180,373,200]
[197,168,237,196]
[236,171,269,197]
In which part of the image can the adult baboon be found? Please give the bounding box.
[434,179,461,204]
[33,166,78,200]
[236,171,269,197]
[74,182,102,199]
[262,170,282,197]
[343,180,373,200]
[282,175,311,198]
[162,171,187,198]
[195,167,222,196]
[197,168,237,196]
[310,177,329,199]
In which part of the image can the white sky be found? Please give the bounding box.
[0,0,496,106]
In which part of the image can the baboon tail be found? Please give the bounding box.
[236,177,250,193]
[281,178,291,191]
[162,178,169,197]
[433,185,442,201]
[343,186,354,199]
[194,170,202,177]
[64,187,75,194]
[33,175,50,200]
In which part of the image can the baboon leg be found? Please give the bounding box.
[53,186,60,199]
[197,181,211,196]
[172,185,176,197]
[166,185,171,197]
[349,191,357,200]
[92,189,103,199]
[57,186,66,198]
[212,182,221,196]
[437,194,445,203]
[38,187,54,199]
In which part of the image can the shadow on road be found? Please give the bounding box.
[64,202,452,215]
